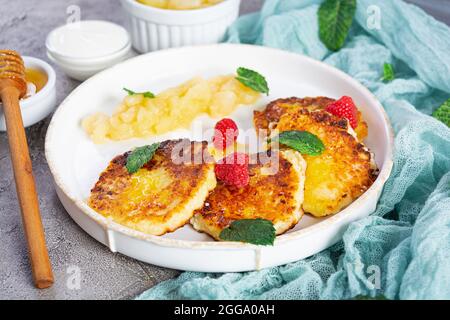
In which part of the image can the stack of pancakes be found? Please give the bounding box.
[88,97,377,239]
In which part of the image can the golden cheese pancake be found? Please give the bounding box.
[254,97,368,141]
[88,139,216,235]
[190,150,306,240]
[274,108,377,217]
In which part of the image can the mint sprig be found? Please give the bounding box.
[236,67,269,95]
[126,143,160,174]
[432,99,450,127]
[382,63,395,82]
[318,0,357,51]
[123,87,155,98]
[277,130,325,156]
[219,218,276,245]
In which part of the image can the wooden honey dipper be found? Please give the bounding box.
[0,50,53,289]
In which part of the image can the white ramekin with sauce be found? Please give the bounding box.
[0,56,56,131]
[120,0,241,53]
[46,20,133,81]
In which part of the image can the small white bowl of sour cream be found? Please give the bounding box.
[0,56,57,131]
[45,20,133,81]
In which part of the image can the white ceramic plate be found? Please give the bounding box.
[45,44,393,272]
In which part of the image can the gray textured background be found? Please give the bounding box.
[0,0,448,300]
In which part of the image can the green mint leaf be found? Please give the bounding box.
[123,87,155,98]
[219,218,276,245]
[432,99,450,127]
[236,67,269,95]
[318,0,357,51]
[126,143,160,174]
[123,88,136,95]
[143,92,155,98]
[382,63,395,82]
[277,130,325,156]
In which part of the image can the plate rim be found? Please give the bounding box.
[45,43,394,250]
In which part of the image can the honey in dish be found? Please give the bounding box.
[24,68,48,98]
[137,0,223,10]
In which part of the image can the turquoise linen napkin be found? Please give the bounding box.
[137,0,450,300]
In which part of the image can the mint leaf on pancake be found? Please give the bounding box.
[277,130,325,156]
[126,143,160,174]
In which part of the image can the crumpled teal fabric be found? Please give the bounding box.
[137,0,450,300]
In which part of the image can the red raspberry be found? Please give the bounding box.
[213,118,239,150]
[214,152,249,188]
[325,96,358,129]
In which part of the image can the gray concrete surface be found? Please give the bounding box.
[0,0,448,300]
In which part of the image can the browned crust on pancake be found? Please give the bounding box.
[192,151,302,237]
[254,97,336,132]
[254,96,368,141]
[275,108,377,216]
[88,139,216,235]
